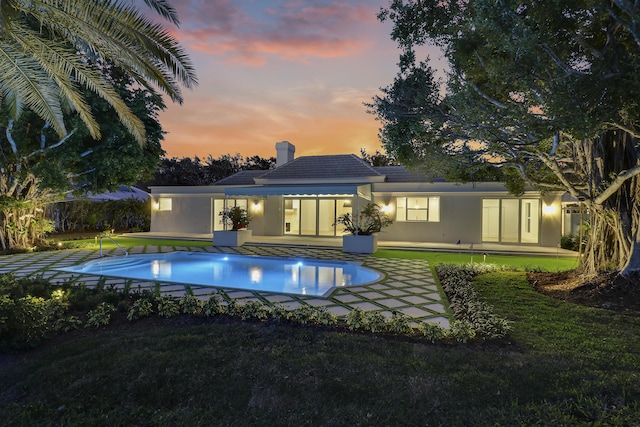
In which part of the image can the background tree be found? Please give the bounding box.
[372,0,640,283]
[139,154,275,189]
[0,0,197,145]
[359,148,399,167]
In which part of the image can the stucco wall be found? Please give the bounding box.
[375,194,483,244]
[151,196,212,234]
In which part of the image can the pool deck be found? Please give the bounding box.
[0,244,451,328]
[130,232,578,257]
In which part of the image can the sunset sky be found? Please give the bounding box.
[155,0,424,160]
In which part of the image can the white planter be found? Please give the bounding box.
[342,234,378,254]
[213,229,252,247]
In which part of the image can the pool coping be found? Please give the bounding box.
[0,244,452,328]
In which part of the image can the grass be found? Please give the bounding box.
[375,248,579,271]
[47,236,212,251]
[1,247,638,425]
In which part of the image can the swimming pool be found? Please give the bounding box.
[56,252,382,297]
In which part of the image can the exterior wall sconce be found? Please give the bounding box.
[251,201,262,212]
[381,204,394,214]
[542,203,557,216]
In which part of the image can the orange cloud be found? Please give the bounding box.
[158,91,384,159]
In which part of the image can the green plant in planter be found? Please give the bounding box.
[219,206,251,230]
[335,203,392,235]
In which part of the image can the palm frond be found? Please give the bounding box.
[1,0,196,145]
[142,0,180,26]
[0,41,67,138]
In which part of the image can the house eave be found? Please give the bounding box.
[254,176,386,185]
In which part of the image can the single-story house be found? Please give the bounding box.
[150,141,582,248]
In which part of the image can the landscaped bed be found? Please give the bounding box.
[1,242,638,425]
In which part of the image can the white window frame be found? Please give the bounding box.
[395,196,440,222]
[157,197,172,211]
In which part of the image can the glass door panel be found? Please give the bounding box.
[501,199,519,242]
[284,199,300,234]
[521,199,539,243]
[318,199,336,236]
[482,199,500,242]
[336,199,352,234]
[300,199,317,235]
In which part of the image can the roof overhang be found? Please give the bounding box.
[224,184,371,199]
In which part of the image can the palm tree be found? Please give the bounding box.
[0,0,197,145]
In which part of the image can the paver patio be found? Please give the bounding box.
[0,244,451,328]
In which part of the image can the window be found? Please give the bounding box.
[396,197,440,222]
[157,197,172,211]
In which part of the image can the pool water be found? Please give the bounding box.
[56,252,382,297]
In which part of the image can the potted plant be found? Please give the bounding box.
[335,203,392,254]
[213,206,252,246]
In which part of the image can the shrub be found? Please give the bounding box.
[445,320,477,343]
[157,296,180,318]
[288,305,317,325]
[85,303,116,328]
[271,304,291,322]
[387,311,412,335]
[418,321,446,343]
[203,294,224,317]
[0,295,47,350]
[179,295,203,315]
[127,298,154,321]
[237,301,271,320]
[45,298,80,333]
[345,308,367,331]
[365,311,388,333]
[314,307,338,327]
[436,263,512,340]
[560,233,579,251]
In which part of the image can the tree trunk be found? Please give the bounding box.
[0,172,52,250]
[574,130,640,285]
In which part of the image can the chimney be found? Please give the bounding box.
[275,141,295,167]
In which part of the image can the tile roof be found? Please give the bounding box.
[211,157,442,186]
[213,170,267,186]
[374,166,444,183]
[257,154,384,180]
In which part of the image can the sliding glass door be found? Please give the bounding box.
[284,197,352,236]
[482,199,540,244]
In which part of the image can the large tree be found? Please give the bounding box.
[371,0,640,283]
[0,0,197,145]
[0,0,196,249]
[0,64,165,249]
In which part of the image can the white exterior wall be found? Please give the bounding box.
[149,183,565,247]
[151,195,213,234]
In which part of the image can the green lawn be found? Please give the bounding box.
[375,248,579,271]
[1,246,637,425]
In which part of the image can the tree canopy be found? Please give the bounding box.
[372,0,640,280]
[139,154,276,189]
[0,63,166,249]
[0,0,197,145]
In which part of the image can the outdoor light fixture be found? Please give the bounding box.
[542,203,557,216]
[381,204,393,214]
